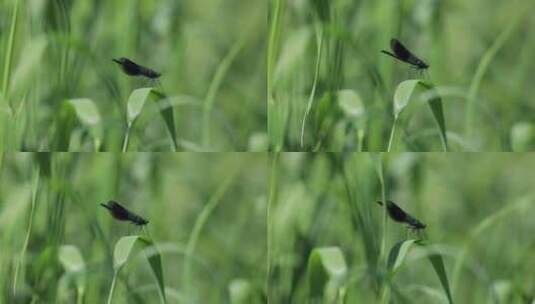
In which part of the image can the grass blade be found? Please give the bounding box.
[389,79,448,151]
[386,239,418,274]
[110,235,166,303]
[425,250,453,304]
[124,87,177,151]
[2,0,20,110]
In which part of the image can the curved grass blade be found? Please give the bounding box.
[109,235,166,304]
[425,248,453,304]
[2,0,20,110]
[12,167,39,295]
[389,79,448,151]
[307,247,347,302]
[387,239,418,274]
[124,87,177,151]
[383,240,453,304]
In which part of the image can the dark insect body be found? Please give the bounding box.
[113,57,161,79]
[376,200,426,230]
[381,39,429,70]
[100,200,149,226]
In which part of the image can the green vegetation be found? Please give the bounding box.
[267,153,535,303]
[0,153,266,303]
[0,0,266,151]
[268,0,535,151]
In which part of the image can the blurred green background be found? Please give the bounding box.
[268,0,535,151]
[0,0,266,151]
[0,153,266,303]
[268,153,535,303]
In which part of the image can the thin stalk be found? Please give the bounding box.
[13,168,40,295]
[107,271,118,304]
[267,153,279,303]
[300,27,324,148]
[375,155,389,303]
[387,118,397,152]
[183,169,238,301]
[464,17,521,141]
[122,124,131,152]
[202,35,246,148]
[267,0,285,95]
[2,0,20,112]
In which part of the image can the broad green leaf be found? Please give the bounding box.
[66,98,102,149]
[307,247,347,300]
[337,89,364,118]
[113,235,139,270]
[112,235,166,303]
[393,79,448,151]
[511,122,534,151]
[127,88,153,125]
[59,245,85,273]
[387,239,418,274]
[58,245,86,298]
[126,88,177,150]
[229,279,259,304]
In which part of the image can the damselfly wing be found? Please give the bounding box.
[113,57,161,79]
[100,200,149,226]
[376,200,426,230]
[381,39,429,70]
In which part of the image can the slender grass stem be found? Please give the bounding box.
[267,153,279,303]
[183,169,238,301]
[2,0,20,112]
[300,27,324,148]
[107,271,118,304]
[202,35,247,148]
[13,168,39,295]
[465,17,521,142]
[122,124,131,152]
[267,0,285,95]
[376,156,390,304]
[387,118,397,152]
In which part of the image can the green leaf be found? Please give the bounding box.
[393,79,448,151]
[307,247,347,301]
[112,235,166,303]
[58,245,86,298]
[427,252,453,304]
[113,235,139,270]
[386,239,418,274]
[66,98,102,149]
[127,88,153,125]
[59,245,86,273]
[229,279,260,304]
[126,88,177,150]
[337,89,364,118]
[511,122,534,151]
